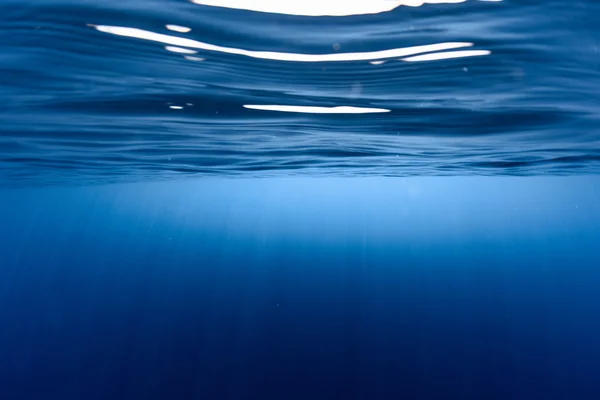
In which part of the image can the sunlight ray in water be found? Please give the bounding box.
[243,105,391,113]
[189,0,468,16]
[92,25,474,62]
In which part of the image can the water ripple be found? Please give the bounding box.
[0,0,599,186]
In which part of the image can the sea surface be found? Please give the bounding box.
[1,0,599,185]
[2,2,600,400]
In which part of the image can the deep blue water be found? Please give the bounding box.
[2,1,600,399]
[2,178,600,400]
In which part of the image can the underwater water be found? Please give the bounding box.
[1,0,600,399]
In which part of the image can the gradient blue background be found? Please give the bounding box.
[3,0,600,398]
[1,177,600,399]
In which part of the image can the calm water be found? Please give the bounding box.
[2,0,599,185]
[2,1,600,399]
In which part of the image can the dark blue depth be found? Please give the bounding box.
[1,178,600,399]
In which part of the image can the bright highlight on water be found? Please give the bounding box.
[92,25,485,63]
[189,0,469,16]
[243,105,391,114]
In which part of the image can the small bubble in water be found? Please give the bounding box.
[463,67,468,72]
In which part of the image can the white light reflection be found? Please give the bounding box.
[244,105,390,114]
[184,55,206,61]
[166,24,191,33]
[165,46,198,54]
[93,25,473,62]
[190,0,467,16]
[402,49,490,62]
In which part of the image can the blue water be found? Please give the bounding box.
[1,0,599,184]
[2,1,600,399]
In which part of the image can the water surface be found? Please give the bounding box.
[2,0,599,185]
